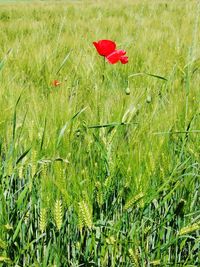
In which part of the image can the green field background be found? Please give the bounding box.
[0,0,199,266]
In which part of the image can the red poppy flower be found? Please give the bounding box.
[93,40,116,57]
[52,80,61,86]
[93,39,128,64]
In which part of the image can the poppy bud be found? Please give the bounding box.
[125,87,130,95]
[146,95,152,103]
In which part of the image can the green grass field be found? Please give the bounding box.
[0,0,200,266]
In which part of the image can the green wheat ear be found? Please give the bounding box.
[78,211,84,232]
[39,208,47,233]
[128,248,139,267]
[144,225,151,236]
[124,192,145,211]
[54,199,63,231]
[178,222,200,236]
[78,200,93,230]
[42,163,48,178]
[150,259,161,266]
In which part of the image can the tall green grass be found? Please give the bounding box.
[0,0,199,266]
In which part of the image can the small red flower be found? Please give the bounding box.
[93,39,128,64]
[52,80,61,86]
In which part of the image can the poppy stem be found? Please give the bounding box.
[102,57,106,83]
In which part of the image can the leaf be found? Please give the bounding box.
[153,130,200,135]
[87,122,127,129]
[71,106,87,120]
[56,106,87,147]
[13,216,24,241]
[12,93,23,141]
[16,109,28,145]
[128,72,168,81]
[0,185,7,222]
[16,147,31,165]
[16,186,29,209]
[144,72,168,81]
[23,233,46,252]
[40,117,47,151]
[42,240,52,266]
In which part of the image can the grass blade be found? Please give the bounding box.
[56,50,72,75]
[16,147,31,165]
[87,122,136,129]
[129,72,168,81]
[144,72,168,81]
[12,93,23,141]
[40,117,47,151]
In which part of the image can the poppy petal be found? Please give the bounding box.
[120,56,128,64]
[106,50,126,64]
[93,40,116,57]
